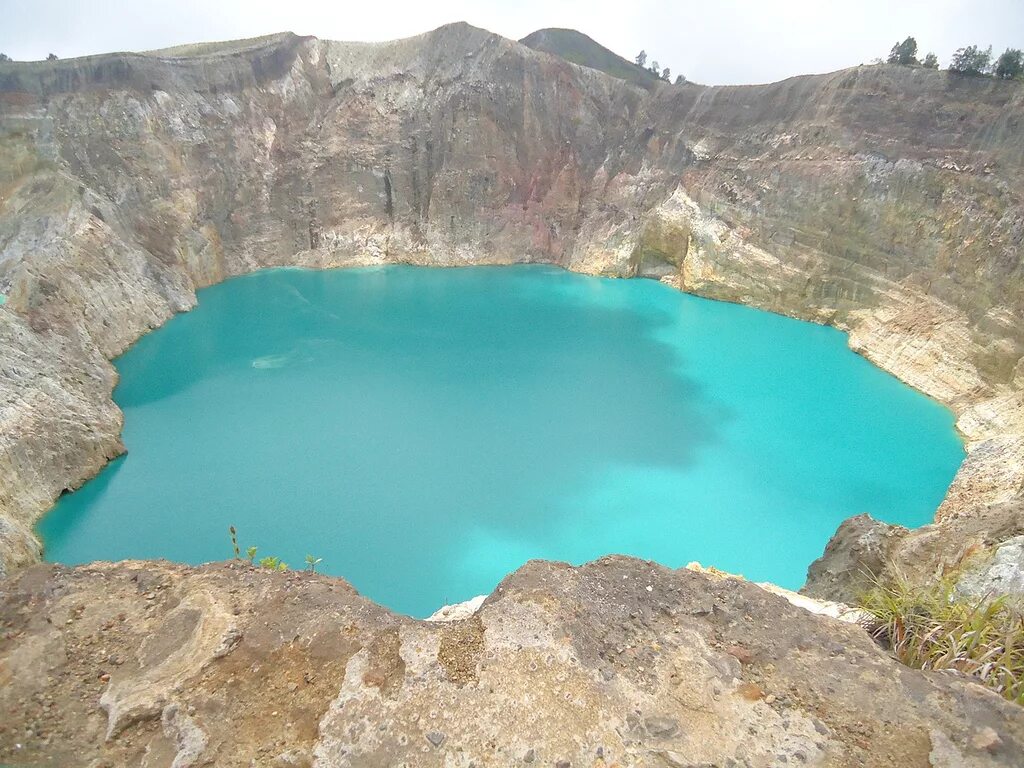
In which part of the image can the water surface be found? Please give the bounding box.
[39,266,964,616]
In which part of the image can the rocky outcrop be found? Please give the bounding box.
[0,25,1022,591]
[2,557,1023,767]
[801,514,911,603]
[956,535,1024,601]
[804,497,1024,601]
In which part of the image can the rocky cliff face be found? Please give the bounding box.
[3,557,1023,767]
[2,23,1024,766]
[0,24,1022,614]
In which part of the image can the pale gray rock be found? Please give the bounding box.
[161,703,208,768]
[957,536,1024,600]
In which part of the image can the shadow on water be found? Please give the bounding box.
[39,266,732,615]
[37,265,962,617]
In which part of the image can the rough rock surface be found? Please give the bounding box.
[956,535,1024,601]
[803,514,912,603]
[1,25,1022,588]
[1,24,1022,765]
[2,557,1023,767]
[804,499,1024,602]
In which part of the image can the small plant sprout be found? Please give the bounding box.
[305,554,323,573]
[229,528,291,571]
[258,555,288,572]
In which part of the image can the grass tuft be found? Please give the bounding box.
[859,576,1024,705]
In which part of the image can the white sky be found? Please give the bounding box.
[1,0,1021,85]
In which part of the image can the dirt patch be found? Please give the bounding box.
[437,614,485,686]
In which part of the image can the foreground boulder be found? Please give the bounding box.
[1,557,1021,766]
[802,514,910,603]
[804,500,1024,604]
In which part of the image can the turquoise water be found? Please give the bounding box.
[38,266,964,617]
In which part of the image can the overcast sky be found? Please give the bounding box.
[1,0,1021,85]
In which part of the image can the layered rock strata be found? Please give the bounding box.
[0,25,1022,591]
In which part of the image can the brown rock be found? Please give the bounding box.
[0,25,1022,592]
[1,558,1020,766]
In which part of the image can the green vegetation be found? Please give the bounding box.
[950,44,993,76]
[638,53,676,84]
[995,48,1024,80]
[258,555,288,571]
[305,554,323,573]
[859,577,1024,705]
[228,525,300,572]
[519,29,663,89]
[888,36,919,66]
[46,53,57,61]
[880,37,1021,80]
[0,54,10,63]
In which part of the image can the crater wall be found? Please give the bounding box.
[0,25,1022,594]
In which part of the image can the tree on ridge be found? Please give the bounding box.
[888,37,919,66]
[994,48,1023,80]
[949,45,992,76]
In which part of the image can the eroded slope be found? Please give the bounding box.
[0,24,1021,593]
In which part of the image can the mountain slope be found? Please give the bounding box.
[0,20,1022,609]
[520,27,663,88]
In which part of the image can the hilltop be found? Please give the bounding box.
[520,27,664,88]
